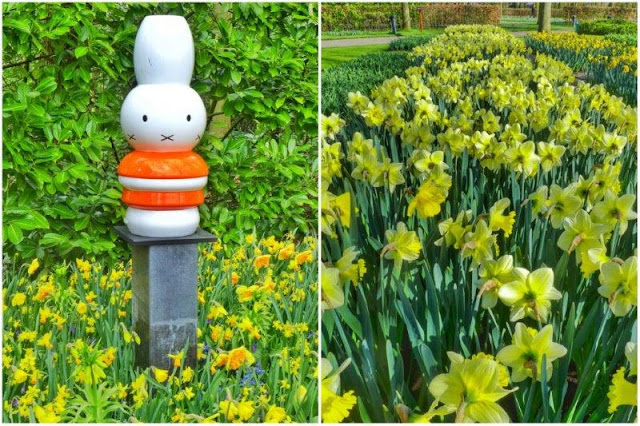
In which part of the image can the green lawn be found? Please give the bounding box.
[322,28,444,40]
[500,16,574,33]
[322,18,574,40]
[322,44,389,68]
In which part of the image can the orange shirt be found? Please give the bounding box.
[118,151,208,209]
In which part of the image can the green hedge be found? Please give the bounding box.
[604,33,638,46]
[321,52,416,116]
[3,3,318,264]
[388,35,433,51]
[577,18,637,35]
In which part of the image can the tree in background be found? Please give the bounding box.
[3,3,318,263]
[538,2,552,32]
[402,3,412,30]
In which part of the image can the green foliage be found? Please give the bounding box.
[3,3,317,263]
[387,36,433,51]
[200,132,317,243]
[605,33,638,46]
[577,18,637,35]
[321,52,416,117]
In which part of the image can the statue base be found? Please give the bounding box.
[115,225,216,370]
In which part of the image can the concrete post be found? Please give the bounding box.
[115,226,216,370]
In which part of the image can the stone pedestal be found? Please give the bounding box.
[115,226,216,370]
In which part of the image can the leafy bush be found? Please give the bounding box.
[321,52,417,117]
[420,4,501,28]
[2,3,318,263]
[605,32,638,46]
[321,3,419,32]
[565,5,637,21]
[577,18,637,35]
[388,36,433,51]
[3,235,319,422]
[321,26,637,423]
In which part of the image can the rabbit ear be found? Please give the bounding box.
[134,15,194,85]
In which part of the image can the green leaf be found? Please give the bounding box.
[74,46,89,58]
[6,223,24,244]
[35,77,58,95]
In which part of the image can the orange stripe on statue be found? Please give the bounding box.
[118,151,208,179]
[122,189,205,209]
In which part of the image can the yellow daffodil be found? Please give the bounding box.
[488,198,516,237]
[498,267,561,322]
[461,220,496,266]
[608,367,637,413]
[477,255,516,309]
[428,351,516,423]
[598,256,637,317]
[321,263,344,310]
[322,358,357,423]
[497,323,567,382]
[408,179,448,219]
[591,191,637,235]
[382,222,422,271]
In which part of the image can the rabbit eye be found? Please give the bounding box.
[142,115,148,122]
[187,115,191,122]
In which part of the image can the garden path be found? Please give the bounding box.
[322,29,574,48]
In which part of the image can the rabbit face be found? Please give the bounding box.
[121,84,206,152]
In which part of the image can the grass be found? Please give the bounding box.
[322,18,575,41]
[322,44,390,69]
[322,28,444,40]
[500,16,575,33]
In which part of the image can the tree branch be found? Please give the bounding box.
[3,54,55,69]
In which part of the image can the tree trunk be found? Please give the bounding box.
[402,4,411,30]
[538,2,551,32]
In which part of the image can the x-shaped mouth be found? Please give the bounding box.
[161,134,174,141]
[128,134,136,140]
[196,134,201,141]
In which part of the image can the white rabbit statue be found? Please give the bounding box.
[118,15,208,238]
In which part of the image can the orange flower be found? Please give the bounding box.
[231,272,239,285]
[278,244,295,260]
[295,250,313,265]
[254,255,271,270]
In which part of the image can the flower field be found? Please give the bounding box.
[321,25,637,423]
[526,32,637,105]
[3,235,318,422]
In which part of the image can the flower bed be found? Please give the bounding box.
[527,32,637,105]
[3,235,318,422]
[321,25,637,423]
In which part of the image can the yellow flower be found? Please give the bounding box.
[498,267,561,322]
[428,352,517,422]
[12,368,29,385]
[37,332,53,350]
[598,256,637,317]
[265,405,289,423]
[322,358,357,423]
[488,198,516,237]
[34,404,61,423]
[154,368,169,383]
[382,222,422,271]
[237,401,255,421]
[236,285,260,303]
[11,292,26,307]
[321,263,344,310]
[497,323,567,382]
[168,352,184,369]
[28,258,40,276]
[407,180,448,219]
[608,367,637,413]
[76,302,88,315]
